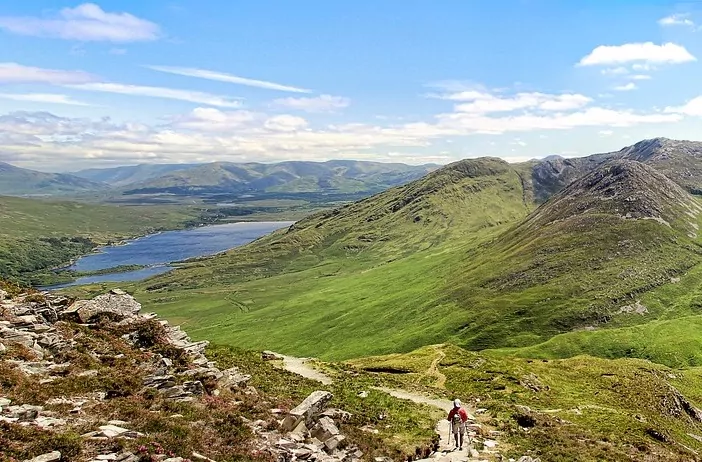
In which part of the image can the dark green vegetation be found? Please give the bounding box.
[349,344,702,461]
[0,195,203,285]
[0,162,107,196]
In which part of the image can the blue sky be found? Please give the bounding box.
[0,1,701,171]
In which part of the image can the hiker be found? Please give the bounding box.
[447,398,469,449]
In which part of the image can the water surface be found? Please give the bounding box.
[45,221,292,289]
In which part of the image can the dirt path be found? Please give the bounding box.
[280,355,333,385]
[277,353,481,460]
[421,345,447,389]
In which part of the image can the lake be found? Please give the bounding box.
[43,221,293,289]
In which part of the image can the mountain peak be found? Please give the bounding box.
[525,160,702,235]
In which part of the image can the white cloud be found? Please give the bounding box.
[0,93,92,106]
[578,42,696,66]
[443,91,592,114]
[629,74,652,80]
[109,48,127,55]
[665,96,702,116]
[601,67,629,75]
[66,82,243,107]
[146,65,311,93]
[264,115,308,132]
[0,62,94,84]
[614,83,637,91]
[273,94,350,113]
[172,108,259,131]
[0,3,160,42]
[599,130,614,136]
[659,14,695,27]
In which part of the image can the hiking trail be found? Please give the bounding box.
[276,352,497,462]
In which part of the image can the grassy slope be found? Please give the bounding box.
[92,159,531,360]
[0,196,201,283]
[349,344,702,461]
[109,159,702,363]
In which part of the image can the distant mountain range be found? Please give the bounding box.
[1,138,701,201]
[0,162,108,196]
[0,160,439,198]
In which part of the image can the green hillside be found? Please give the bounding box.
[93,157,695,363]
[0,162,108,196]
[0,196,201,284]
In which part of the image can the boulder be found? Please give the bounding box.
[24,451,61,462]
[282,391,333,431]
[311,416,340,442]
[324,434,345,451]
[65,291,141,323]
[217,367,251,390]
[95,424,144,439]
[0,288,8,300]
[262,350,284,361]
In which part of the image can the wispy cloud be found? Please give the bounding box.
[428,89,592,113]
[614,82,637,91]
[273,94,350,113]
[146,65,312,93]
[629,74,652,80]
[0,93,93,106]
[66,82,242,107]
[0,62,95,84]
[0,3,160,42]
[658,13,695,27]
[601,67,629,75]
[578,42,696,66]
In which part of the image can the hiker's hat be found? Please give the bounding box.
[453,399,461,408]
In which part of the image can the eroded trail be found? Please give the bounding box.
[280,355,333,385]
[423,345,447,389]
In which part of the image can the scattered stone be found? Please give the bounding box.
[282,390,333,431]
[357,391,368,398]
[95,455,118,461]
[324,434,346,451]
[95,424,144,439]
[192,452,217,462]
[24,451,61,462]
[311,416,340,442]
[217,367,251,390]
[262,350,284,361]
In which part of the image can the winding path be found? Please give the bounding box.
[276,351,482,461]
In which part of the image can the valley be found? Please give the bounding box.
[7,137,702,460]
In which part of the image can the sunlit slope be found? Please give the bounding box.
[131,158,532,358]
[127,159,702,361]
[440,161,702,350]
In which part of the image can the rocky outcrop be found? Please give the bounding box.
[0,288,365,462]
